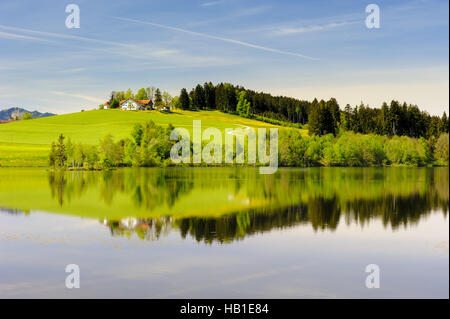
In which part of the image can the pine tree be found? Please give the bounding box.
[154,88,163,107]
[179,88,190,110]
[215,83,226,111]
[389,100,401,136]
[440,112,449,133]
[109,99,119,109]
[225,83,237,112]
[308,98,321,135]
[327,98,340,132]
[55,134,67,168]
[320,100,335,135]
[342,104,353,131]
[204,82,215,109]
[193,84,205,109]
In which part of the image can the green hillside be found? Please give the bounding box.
[0,109,302,167]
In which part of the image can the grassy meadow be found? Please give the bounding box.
[0,109,303,167]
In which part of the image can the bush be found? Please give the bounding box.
[385,136,429,166]
[434,133,449,165]
[279,130,309,166]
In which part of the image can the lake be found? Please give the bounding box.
[0,167,448,298]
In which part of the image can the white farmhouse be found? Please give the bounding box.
[119,99,152,110]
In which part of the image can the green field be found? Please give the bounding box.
[0,109,303,167]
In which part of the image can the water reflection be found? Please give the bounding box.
[5,167,438,243]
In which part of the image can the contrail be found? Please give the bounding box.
[0,24,129,47]
[113,16,319,60]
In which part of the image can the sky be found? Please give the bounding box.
[0,0,448,115]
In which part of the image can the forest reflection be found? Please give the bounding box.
[45,167,449,243]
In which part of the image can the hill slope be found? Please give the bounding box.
[0,109,298,167]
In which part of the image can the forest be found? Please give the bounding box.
[175,82,449,140]
[48,122,449,170]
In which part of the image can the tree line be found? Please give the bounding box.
[49,121,176,170]
[279,130,449,167]
[174,82,448,139]
[175,82,310,125]
[49,123,449,170]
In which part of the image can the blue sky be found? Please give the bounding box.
[0,0,448,115]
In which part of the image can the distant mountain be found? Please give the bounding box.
[0,107,56,121]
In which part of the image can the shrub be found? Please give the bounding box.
[434,133,449,165]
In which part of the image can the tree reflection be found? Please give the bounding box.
[43,167,449,243]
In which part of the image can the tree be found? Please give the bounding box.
[22,112,33,120]
[236,91,251,116]
[440,112,449,134]
[146,87,156,102]
[135,88,148,100]
[308,99,335,136]
[179,88,190,110]
[115,91,125,101]
[308,99,321,135]
[154,88,163,107]
[381,102,390,135]
[428,116,441,138]
[389,100,401,136]
[327,98,340,131]
[204,82,215,109]
[55,134,67,168]
[193,84,205,109]
[99,134,122,168]
[342,104,353,131]
[189,89,195,108]
[110,91,117,102]
[434,133,449,165]
[65,138,74,167]
[321,100,335,135]
[131,123,144,146]
[84,145,99,169]
[48,142,57,167]
[224,83,237,112]
[162,91,173,106]
[215,83,226,111]
[109,99,119,109]
[172,96,180,109]
[125,88,134,99]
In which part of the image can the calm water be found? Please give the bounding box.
[0,167,448,298]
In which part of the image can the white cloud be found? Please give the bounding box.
[0,24,123,46]
[0,24,244,68]
[0,30,52,42]
[201,0,225,7]
[189,5,270,27]
[272,21,357,36]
